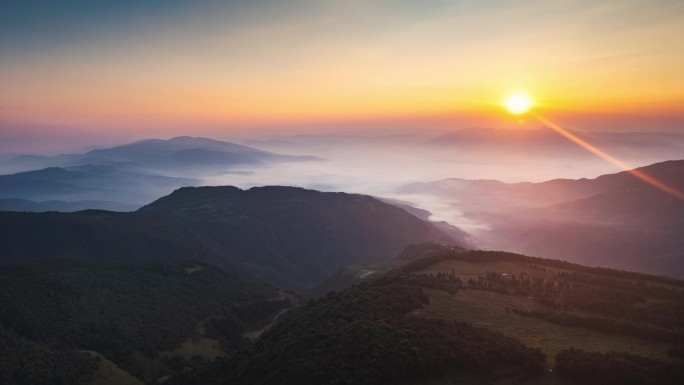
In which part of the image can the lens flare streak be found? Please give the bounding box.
[532,112,684,200]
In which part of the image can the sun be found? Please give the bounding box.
[503,92,533,114]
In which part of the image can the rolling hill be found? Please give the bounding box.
[2,238,683,384]
[170,245,684,385]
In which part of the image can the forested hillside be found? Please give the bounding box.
[170,272,545,385]
[3,246,684,384]
[0,186,460,289]
[173,245,684,385]
[0,261,290,383]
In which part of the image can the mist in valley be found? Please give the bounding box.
[2,126,683,277]
[208,128,684,232]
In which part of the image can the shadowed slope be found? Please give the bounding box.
[0,186,459,289]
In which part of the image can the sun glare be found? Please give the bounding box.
[504,93,533,114]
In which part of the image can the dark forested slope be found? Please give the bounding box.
[0,186,459,289]
[171,272,545,385]
[0,260,288,383]
[0,325,97,385]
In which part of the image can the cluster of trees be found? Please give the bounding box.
[466,271,563,298]
[172,273,545,385]
[407,271,462,293]
[557,288,684,330]
[561,285,645,311]
[459,265,684,342]
[0,326,97,385]
[555,348,684,385]
[397,245,684,358]
[555,271,683,300]
[0,260,290,382]
[512,308,684,344]
[400,246,684,289]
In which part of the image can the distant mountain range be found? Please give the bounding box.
[0,186,461,289]
[3,130,682,213]
[399,159,684,277]
[425,127,684,158]
[0,198,137,212]
[3,136,321,174]
[245,128,684,161]
[0,136,321,210]
[0,164,198,205]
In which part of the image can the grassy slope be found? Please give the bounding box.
[416,289,669,365]
[405,251,683,382]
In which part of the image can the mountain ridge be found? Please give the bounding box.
[398,159,684,277]
[0,136,323,210]
[0,186,462,289]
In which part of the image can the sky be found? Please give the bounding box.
[1,0,684,152]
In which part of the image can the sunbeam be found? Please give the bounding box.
[532,112,684,200]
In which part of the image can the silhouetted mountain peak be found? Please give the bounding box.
[166,135,261,150]
[87,136,265,157]
[13,166,68,176]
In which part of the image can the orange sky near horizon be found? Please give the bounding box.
[1,0,683,138]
